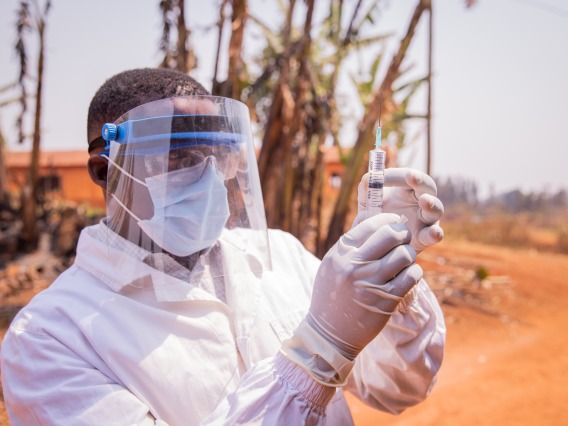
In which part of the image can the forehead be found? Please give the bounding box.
[172,98,219,115]
[130,97,220,119]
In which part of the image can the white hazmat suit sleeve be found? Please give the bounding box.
[204,281,444,425]
[211,168,446,421]
[205,210,445,423]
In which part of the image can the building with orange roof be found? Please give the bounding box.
[4,150,105,210]
[3,145,367,214]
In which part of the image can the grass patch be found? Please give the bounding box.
[442,209,568,254]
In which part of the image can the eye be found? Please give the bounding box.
[173,150,206,170]
[169,149,185,161]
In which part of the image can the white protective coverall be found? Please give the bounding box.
[0,222,445,425]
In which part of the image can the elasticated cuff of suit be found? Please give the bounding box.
[279,319,355,387]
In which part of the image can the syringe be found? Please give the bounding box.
[366,126,386,216]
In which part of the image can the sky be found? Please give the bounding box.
[0,0,567,200]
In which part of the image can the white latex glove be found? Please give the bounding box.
[356,167,444,253]
[281,214,423,386]
[309,213,421,356]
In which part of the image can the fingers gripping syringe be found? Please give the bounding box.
[366,126,386,216]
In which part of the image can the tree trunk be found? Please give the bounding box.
[29,26,44,210]
[0,126,8,205]
[212,0,247,99]
[20,184,37,250]
[324,0,429,252]
[282,0,314,232]
[212,0,229,95]
[176,0,189,73]
[257,0,296,229]
[228,0,247,100]
[305,133,326,255]
[21,18,46,251]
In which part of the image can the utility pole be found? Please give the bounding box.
[426,0,433,175]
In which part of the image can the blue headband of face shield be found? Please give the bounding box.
[100,114,244,157]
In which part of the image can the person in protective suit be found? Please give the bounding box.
[0,68,446,425]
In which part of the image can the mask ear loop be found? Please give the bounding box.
[102,153,147,223]
[101,154,148,187]
[108,191,143,223]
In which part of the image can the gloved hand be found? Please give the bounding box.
[308,213,421,358]
[280,213,423,386]
[355,167,444,253]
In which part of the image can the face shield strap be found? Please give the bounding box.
[100,115,244,157]
[100,137,242,158]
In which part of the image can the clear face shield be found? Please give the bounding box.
[101,96,271,288]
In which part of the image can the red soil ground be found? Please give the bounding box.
[347,239,568,425]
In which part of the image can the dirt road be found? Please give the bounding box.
[1,238,568,425]
[347,239,568,425]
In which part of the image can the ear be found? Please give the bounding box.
[88,154,108,191]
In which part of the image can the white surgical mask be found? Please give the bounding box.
[107,156,230,257]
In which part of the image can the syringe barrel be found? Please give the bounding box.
[366,149,386,216]
[368,149,386,174]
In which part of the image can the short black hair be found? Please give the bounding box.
[87,68,210,150]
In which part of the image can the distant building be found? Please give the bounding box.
[4,146,360,212]
[4,150,105,210]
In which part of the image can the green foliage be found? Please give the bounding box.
[445,214,531,247]
[475,266,489,281]
[388,75,428,150]
[247,0,395,148]
[443,209,568,255]
[348,43,428,152]
[440,177,568,255]
[349,53,384,107]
